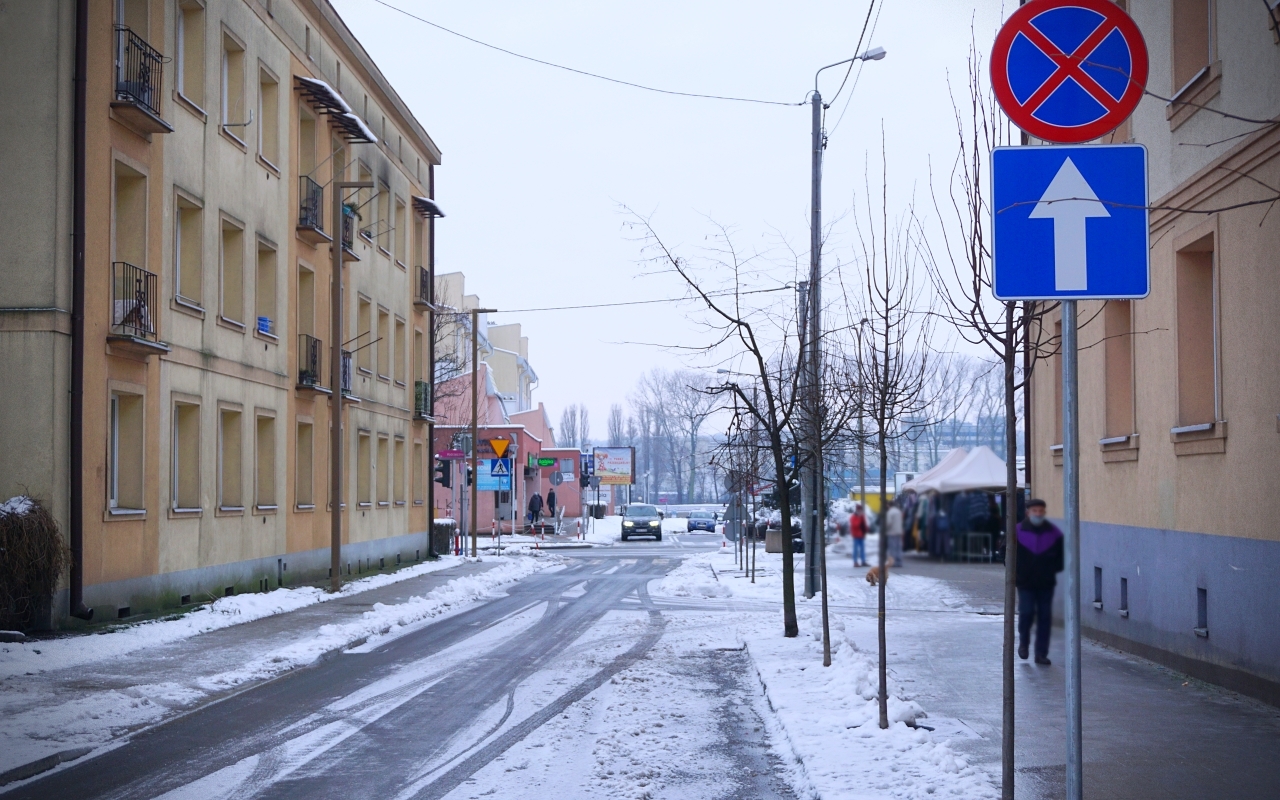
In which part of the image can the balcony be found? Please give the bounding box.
[297,334,330,394]
[414,266,431,309]
[297,176,331,245]
[414,380,432,421]
[112,27,173,134]
[340,349,359,401]
[109,262,169,356]
[341,206,360,262]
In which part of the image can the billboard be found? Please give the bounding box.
[592,447,634,485]
[476,458,511,492]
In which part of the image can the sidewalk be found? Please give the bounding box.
[861,552,1280,800]
[0,555,549,784]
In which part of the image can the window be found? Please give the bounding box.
[175,195,202,306]
[377,183,391,254]
[377,308,391,379]
[255,241,277,337]
[394,198,407,266]
[413,441,424,504]
[1093,566,1103,609]
[219,407,243,510]
[1053,318,1063,446]
[358,163,373,241]
[1172,0,1214,94]
[357,431,372,506]
[176,1,205,108]
[109,392,145,511]
[1175,234,1217,426]
[1120,577,1129,617]
[357,297,373,372]
[172,401,201,510]
[304,26,311,59]
[116,0,147,32]
[221,32,246,140]
[299,110,316,176]
[1103,300,1134,437]
[413,329,424,382]
[413,217,424,268]
[394,318,406,384]
[113,161,147,267]
[255,413,276,510]
[296,421,314,508]
[220,219,245,324]
[377,434,390,506]
[394,437,406,505]
[298,266,315,337]
[258,68,280,167]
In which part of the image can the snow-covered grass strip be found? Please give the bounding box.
[0,554,544,678]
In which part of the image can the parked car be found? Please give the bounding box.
[685,510,717,533]
[621,503,663,541]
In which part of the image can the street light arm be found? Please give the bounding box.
[813,47,887,94]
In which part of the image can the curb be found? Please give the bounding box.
[0,747,94,787]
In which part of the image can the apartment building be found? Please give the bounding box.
[0,0,442,623]
[1028,2,1280,702]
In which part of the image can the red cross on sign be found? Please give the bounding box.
[991,0,1148,144]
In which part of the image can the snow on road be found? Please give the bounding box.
[652,549,999,799]
[0,555,555,776]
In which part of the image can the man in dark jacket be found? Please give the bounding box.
[1016,498,1064,665]
[547,488,557,519]
[528,492,544,526]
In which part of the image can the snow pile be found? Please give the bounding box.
[745,608,997,799]
[0,555,488,678]
[653,555,732,598]
[196,555,549,689]
[0,495,34,517]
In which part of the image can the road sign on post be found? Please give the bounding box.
[990,0,1147,144]
[991,3,1150,799]
[992,144,1149,300]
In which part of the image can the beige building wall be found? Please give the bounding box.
[1028,1,1280,700]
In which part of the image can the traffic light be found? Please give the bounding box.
[465,465,473,486]
[433,459,451,488]
[579,474,589,489]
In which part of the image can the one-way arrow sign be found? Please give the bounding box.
[992,144,1149,301]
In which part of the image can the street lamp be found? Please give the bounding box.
[805,47,887,599]
[470,307,497,557]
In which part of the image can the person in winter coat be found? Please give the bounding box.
[849,504,869,567]
[885,500,904,568]
[528,492,544,525]
[1016,498,1064,665]
[546,488,557,519]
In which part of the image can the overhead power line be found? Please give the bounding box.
[493,285,793,314]
[370,0,804,107]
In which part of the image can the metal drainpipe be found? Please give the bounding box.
[68,0,93,621]
[425,164,436,557]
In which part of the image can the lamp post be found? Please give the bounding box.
[330,179,373,592]
[805,47,886,600]
[470,307,497,557]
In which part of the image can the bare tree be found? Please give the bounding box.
[849,141,935,729]
[666,370,717,503]
[607,404,626,447]
[579,406,591,449]
[559,406,580,451]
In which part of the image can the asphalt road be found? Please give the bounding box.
[11,533,794,800]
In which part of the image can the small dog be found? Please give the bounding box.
[865,557,896,586]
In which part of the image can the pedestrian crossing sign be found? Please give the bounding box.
[489,458,510,476]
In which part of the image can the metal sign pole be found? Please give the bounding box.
[1062,299,1082,800]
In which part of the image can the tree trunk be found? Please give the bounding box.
[877,425,890,729]
[1001,303,1019,799]
[773,434,799,638]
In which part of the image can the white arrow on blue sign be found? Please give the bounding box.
[992,143,1149,300]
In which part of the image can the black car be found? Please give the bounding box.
[621,504,663,541]
[685,510,717,533]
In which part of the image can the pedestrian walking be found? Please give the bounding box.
[1016,498,1064,666]
[547,488,557,519]
[528,492,544,526]
[885,500,904,568]
[849,503,868,567]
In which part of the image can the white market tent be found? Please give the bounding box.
[899,448,968,493]
[906,445,1024,494]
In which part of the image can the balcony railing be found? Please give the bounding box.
[414,380,431,420]
[415,266,430,307]
[114,27,165,123]
[341,350,354,396]
[111,262,158,341]
[297,176,327,244]
[341,205,358,258]
[298,334,322,387]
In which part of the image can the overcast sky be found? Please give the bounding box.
[332,0,1006,439]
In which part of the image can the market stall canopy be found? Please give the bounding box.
[899,448,968,493]
[911,446,1025,494]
